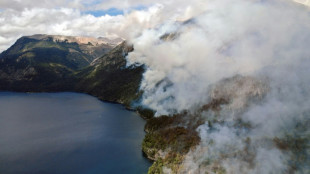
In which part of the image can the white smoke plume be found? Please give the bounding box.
[127,0,310,173]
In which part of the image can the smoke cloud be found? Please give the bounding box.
[127,0,310,173]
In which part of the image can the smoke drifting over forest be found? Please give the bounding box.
[127,0,310,173]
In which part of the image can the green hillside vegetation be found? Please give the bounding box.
[0,36,144,107]
[75,42,144,106]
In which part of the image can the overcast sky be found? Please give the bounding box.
[0,0,207,52]
[0,0,309,52]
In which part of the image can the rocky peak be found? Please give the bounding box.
[25,34,123,46]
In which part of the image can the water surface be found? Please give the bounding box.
[0,92,151,174]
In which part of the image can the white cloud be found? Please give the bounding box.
[294,0,310,6]
[0,0,212,52]
[0,5,166,52]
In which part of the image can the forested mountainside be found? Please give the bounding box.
[0,35,143,106]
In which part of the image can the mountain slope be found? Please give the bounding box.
[75,42,144,105]
[0,34,114,69]
[0,35,144,106]
[0,35,114,91]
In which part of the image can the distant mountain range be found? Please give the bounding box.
[0,34,123,69]
[0,34,143,106]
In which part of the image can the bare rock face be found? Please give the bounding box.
[28,34,123,45]
[24,34,123,61]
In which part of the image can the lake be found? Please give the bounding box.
[0,92,151,174]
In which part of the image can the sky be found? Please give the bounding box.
[0,0,309,52]
[0,0,150,52]
[0,0,207,52]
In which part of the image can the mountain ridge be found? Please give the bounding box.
[0,35,144,107]
[25,34,124,46]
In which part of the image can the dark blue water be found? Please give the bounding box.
[0,92,151,174]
